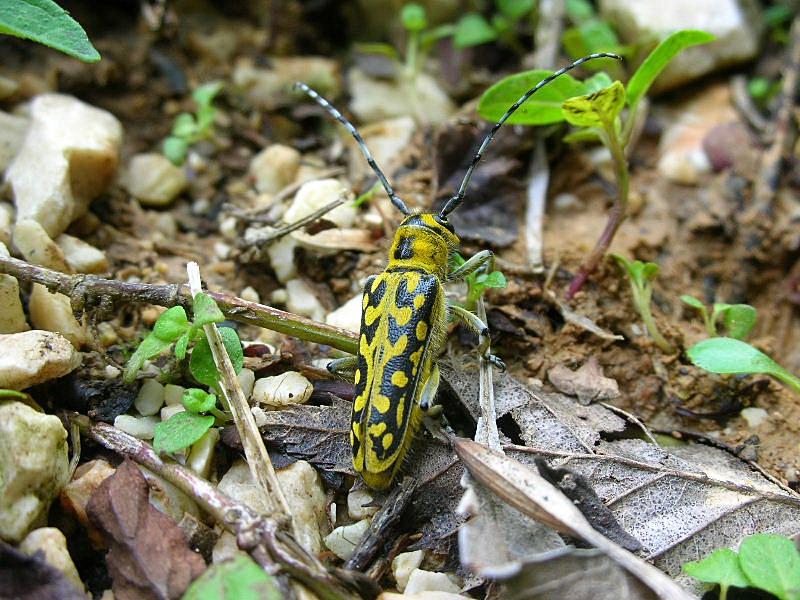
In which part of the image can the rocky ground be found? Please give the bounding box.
[0,1,798,599]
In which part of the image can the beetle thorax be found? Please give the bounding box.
[386,213,459,278]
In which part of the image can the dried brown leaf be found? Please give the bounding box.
[86,460,206,600]
[547,357,620,405]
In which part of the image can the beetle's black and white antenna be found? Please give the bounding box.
[438,52,622,219]
[293,82,412,216]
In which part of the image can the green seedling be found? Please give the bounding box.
[182,553,282,600]
[687,337,800,396]
[680,295,757,340]
[451,253,507,313]
[163,81,224,166]
[123,292,243,454]
[684,533,800,600]
[453,0,535,52]
[562,0,631,76]
[0,0,99,62]
[747,76,781,106]
[0,388,27,400]
[478,30,714,299]
[612,255,675,354]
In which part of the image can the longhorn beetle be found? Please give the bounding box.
[295,52,620,490]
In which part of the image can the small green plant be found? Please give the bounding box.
[612,255,675,354]
[478,30,714,299]
[163,82,223,166]
[680,295,757,340]
[452,253,507,312]
[747,76,782,106]
[684,533,800,600]
[182,553,282,600]
[0,0,99,62]
[687,337,800,396]
[453,0,535,52]
[562,0,630,75]
[123,292,243,454]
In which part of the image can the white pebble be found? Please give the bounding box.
[392,550,425,592]
[214,241,231,260]
[326,294,362,334]
[13,219,70,272]
[134,379,165,416]
[285,278,324,321]
[104,365,120,379]
[271,288,288,304]
[219,216,238,240]
[238,368,255,399]
[164,384,185,406]
[55,234,108,274]
[741,407,768,428]
[348,488,379,520]
[404,569,461,595]
[323,519,370,560]
[124,153,188,207]
[249,144,300,194]
[160,404,185,421]
[0,330,80,390]
[252,371,313,408]
[113,415,159,439]
[285,179,356,228]
[266,235,298,283]
[240,286,260,304]
[251,405,268,427]
[187,427,219,478]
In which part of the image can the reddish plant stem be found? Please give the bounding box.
[566,122,630,299]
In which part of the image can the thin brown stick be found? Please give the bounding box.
[0,255,358,354]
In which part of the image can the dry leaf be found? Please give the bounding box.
[547,357,620,405]
[87,459,206,600]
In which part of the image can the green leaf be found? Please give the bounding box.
[720,304,757,340]
[182,388,217,414]
[582,71,614,93]
[563,128,602,144]
[612,255,658,290]
[687,337,784,376]
[171,113,197,138]
[163,136,188,166]
[193,81,223,107]
[453,13,497,48]
[680,295,706,310]
[565,0,595,21]
[123,335,173,384]
[626,30,715,109]
[153,411,214,454]
[739,534,800,600]
[401,3,427,32]
[152,306,190,342]
[497,0,534,21]
[174,331,190,361]
[683,548,749,591]
[0,388,28,400]
[190,327,243,388]
[182,553,282,600]
[0,0,100,62]
[562,80,625,128]
[478,69,586,125]
[482,271,507,288]
[192,292,225,328]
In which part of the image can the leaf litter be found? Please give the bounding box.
[239,362,800,595]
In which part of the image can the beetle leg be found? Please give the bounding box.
[418,364,440,412]
[449,304,507,371]
[448,249,494,282]
[327,356,358,381]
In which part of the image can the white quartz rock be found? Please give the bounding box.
[326,293,362,334]
[285,179,357,229]
[0,401,69,542]
[55,234,109,274]
[0,330,80,390]
[0,242,28,334]
[124,153,188,207]
[6,94,122,237]
[324,519,370,560]
[252,371,313,408]
[20,528,84,592]
[250,144,301,193]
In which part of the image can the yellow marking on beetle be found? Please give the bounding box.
[368,421,387,436]
[391,370,408,387]
[365,305,381,326]
[372,394,390,415]
[395,398,404,425]
[416,321,428,341]
[354,393,367,411]
[362,294,369,310]
[359,334,370,355]
[413,294,426,310]
[371,277,383,293]
[354,369,361,384]
[405,271,421,293]
[394,305,412,326]
[382,433,394,450]
[391,334,408,356]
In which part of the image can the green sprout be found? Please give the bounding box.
[123,291,243,454]
[451,253,507,312]
[687,337,800,396]
[562,0,631,77]
[453,0,536,52]
[0,0,100,62]
[478,30,714,299]
[680,295,757,340]
[612,255,675,354]
[684,533,800,600]
[163,81,224,166]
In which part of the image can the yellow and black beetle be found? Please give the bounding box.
[295,53,618,489]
